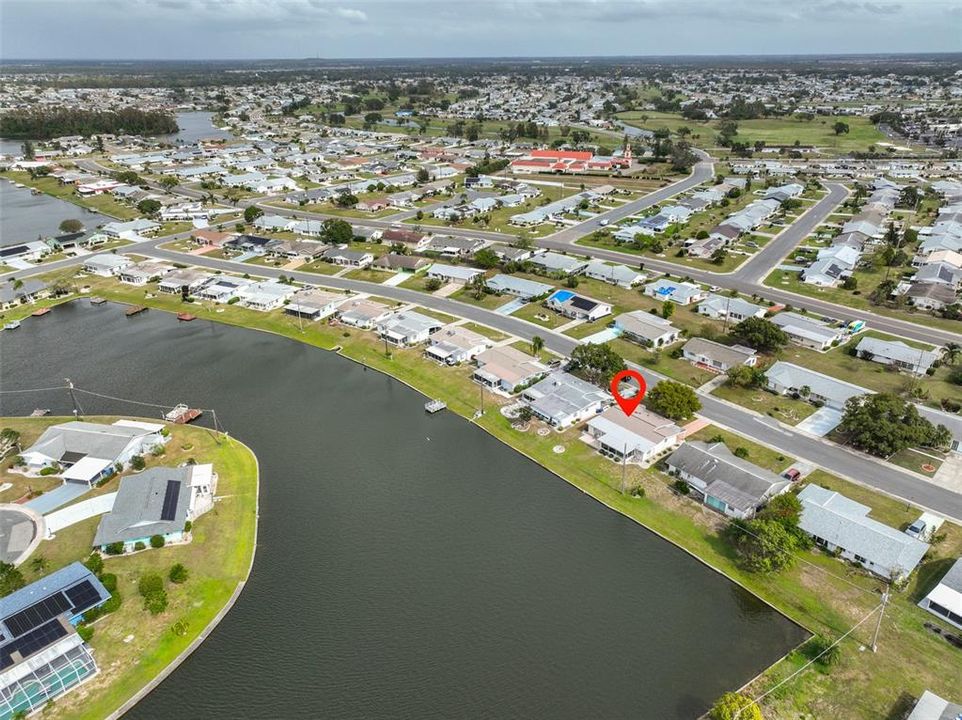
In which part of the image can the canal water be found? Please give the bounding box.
[0,179,111,247]
[160,111,233,145]
[0,303,807,720]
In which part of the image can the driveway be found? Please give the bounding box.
[24,482,90,514]
[44,492,117,536]
[797,407,844,437]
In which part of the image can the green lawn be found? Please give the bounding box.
[887,448,942,477]
[343,267,396,283]
[688,424,795,474]
[449,287,515,311]
[0,418,257,720]
[1,170,139,220]
[510,301,570,329]
[460,321,508,341]
[712,382,817,426]
[295,259,341,275]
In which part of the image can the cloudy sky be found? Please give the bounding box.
[2,0,959,59]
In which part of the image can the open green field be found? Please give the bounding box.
[0,418,257,720]
[16,268,962,720]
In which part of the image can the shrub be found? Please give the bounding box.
[673,479,690,495]
[138,573,164,598]
[149,534,166,549]
[630,486,646,499]
[807,634,842,668]
[143,590,168,615]
[169,563,189,584]
[99,573,118,593]
[83,553,104,575]
[183,520,192,533]
[129,455,146,471]
[734,447,750,459]
[151,445,166,457]
[77,625,95,643]
[104,542,125,556]
[227,297,240,305]
[424,277,442,291]
[100,593,122,614]
[172,619,190,637]
[39,466,59,476]
[134,541,146,552]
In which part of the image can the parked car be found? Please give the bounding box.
[783,468,802,482]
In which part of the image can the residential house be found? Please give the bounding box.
[82,254,132,277]
[285,289,349,320]
[905,691,962,720]
[771,311,845,351]
[584,260,646,288]
[905,282,957,311]
[235,281,295,311]
[473,346,548,395]
[423,236,486,257]
[381,228,431,252]
[373,254,431,273]
[21,419,167,486]
[101,219,160,239]
[118,261,172,286]
[681,338,757,373]
[337,299,395,329]
[196,276,250,303]
[0,279,50,310]
[157,268,211,295]
[93,464,218,552]
[918,558,962,630]
[765,362,871,410]
[583,406,683,465]
[322,246,374,268]
[527,252,588,277]
[612,311,679,348]
[544,289,612,321]
[797,484,929,581]
[522,372,608,429]
[485,274,553,299]
[425,325,493,365]
[376,310,443,347]
[854,337,940,376]
[425,264,483,285]
[696,293,767,322]
[0,563,110,719]
[666,441,792,519]
[643,279,706,305]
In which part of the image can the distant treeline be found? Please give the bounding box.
[0,107,178,139]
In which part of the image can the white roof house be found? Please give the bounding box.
[612,311,679,348]
[918,558,962,630]
[521,372,608,429]
[473,346,548,395]
[765,362,871,410]
[235,281,295,311]
[485,274,553,299]
[527,252,588,276]
[425,263,484,284]
[643,279,706,305]
[425,325,492,365]
[376,310,443,346]
[770,311,845,351]
[798,485,930,581]
[584,260,646,289]
[854,337,940,376]
[584,406,683,465]
[82,254,133,277]
[906,690,962,720]
[697,293,767,322]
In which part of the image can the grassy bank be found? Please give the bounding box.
[11,273,962,718]
[0,418,258,720]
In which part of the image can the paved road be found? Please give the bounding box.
[132,243,962,523]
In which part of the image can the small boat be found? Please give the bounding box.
[3,321,21,330]
[89,296,107,305]
[30,408,50,417]
[164,404,203,424]
[125,305,147,316]
[176,312,196,322]
[31,307,50,317]
[424,399,447,414]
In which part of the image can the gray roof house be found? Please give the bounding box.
[854,337,940,376]
[666,441,792,519]
[643,279,706,305]
[918,558,962,630]
[82,254,132,277]
[337,299,395,329]
[521,372,608,429]
[681,338,757,373]
[584,260,646,289]
[584,406,683,465]
[425,263,484,284]
[473,346,548,395]
[906,690,962,720]
[527,252,588,276]
[425,325,492,365]
[798,484,930,581]
[485,274,553,299]
[770,311,845,351]
[93,464,216,549]
[765,362,871,410]
[613,311,679,348]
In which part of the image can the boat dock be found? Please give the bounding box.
[125,305,147,316]
[164,404,203,424]
[177,312,197,322]
[424,399,447,414]
[89,297,107,305]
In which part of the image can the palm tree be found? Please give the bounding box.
[944,342,961,365]
[531,335,544,356]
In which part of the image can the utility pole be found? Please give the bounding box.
[621,442,628,494]
[871,586,890,653]
[479,383,484,415]
[65,378,81,419]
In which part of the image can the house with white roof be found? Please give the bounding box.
[643,279,706,305]
[682,338,757,373]
[918,558,962,630]
[485,274,553,299]
[284,289,349,321]
[696,293,767,322]
[854,337,940,376]
[521,372,608,429]
[612,311,679,348]
[527,252,588,277]
[82,254,133,277]
[472,346,548,395]
[584,260,646,289]
[425,264,484,285]
[765,361,871,410]
[235,281,295,311]
[797,485,930,581]
[376,310,443,347]
[425,325,492,365]
[337,299,395,329]
[583,406,683,466]
[770,311,846,351]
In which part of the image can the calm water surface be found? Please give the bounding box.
[160,111,233,145]
[0,180,111,247]
[0,303,806,720]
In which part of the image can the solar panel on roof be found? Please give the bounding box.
[4,593,72,638]
[160,480,181,522]
[60,451,87,465]
[0,619,69,668]
[65,581,102,614]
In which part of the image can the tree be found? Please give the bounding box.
[730,317,788,353]
[726,364,765,389]
[21,139,35,160]
[243,205,263,224]
[569,343,626,385]
[169,563,189,584]
[29,555,47,574]
[837,393,949,457]
[645,380,701,421]
[137,198,161,216]
[159,175,179,191]
[334,192,358,208]
[531,335,544,356]
[731,517,800,573]
[130,455,146,471]
[0,562,25,598]
[473,248,499,269]
[415,167,430,183]
[833,121,850,136]
[943,342,961,365]
[670,140,698,172]
[321,218,353,245]
[424,277,442,292]
[59,218,83,234]
[661,300,674,319]
[710,691,762,720]
[759,493,803,530]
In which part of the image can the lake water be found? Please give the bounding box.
[160,111,234,145]
[0,179,111,247]
[0,303,806,720]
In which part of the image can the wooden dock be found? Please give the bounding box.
[125,305,147,317]
[424,399,447,414]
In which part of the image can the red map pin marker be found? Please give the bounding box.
[610,369,647,417]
